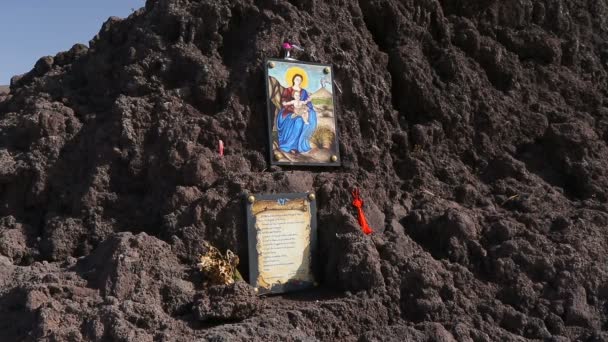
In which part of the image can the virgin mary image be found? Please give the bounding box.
[276,67,318,154]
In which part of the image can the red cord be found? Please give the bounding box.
[219,140,224,157]
[351,188,373,235]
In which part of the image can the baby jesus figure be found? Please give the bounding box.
[292,89,310,125]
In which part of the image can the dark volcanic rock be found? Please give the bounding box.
[192,281,259,322]
[1,0,608,341]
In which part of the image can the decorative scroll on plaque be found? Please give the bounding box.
[246,192,318,295]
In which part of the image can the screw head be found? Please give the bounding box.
[330,155,338,162]
[323,67,330,74]
[274,152,282,160]
[254,287,259,293]
[268,61,275,68]
[247,195,256,204]
[308,193,316,201]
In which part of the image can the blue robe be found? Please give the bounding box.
[277,88,318,153]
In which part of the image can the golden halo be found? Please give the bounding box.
[285,66,309,88]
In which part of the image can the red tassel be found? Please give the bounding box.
[351,188,373,235]
[218,140,224,157]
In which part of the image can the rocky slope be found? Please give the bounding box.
[1,0,608,340]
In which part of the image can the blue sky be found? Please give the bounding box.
[269,61,333,95]
[0,0,145,84]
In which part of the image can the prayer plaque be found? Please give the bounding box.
[246,192,318,295]
[265,58,341,166]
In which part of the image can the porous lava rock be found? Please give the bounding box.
[1,0,608,340]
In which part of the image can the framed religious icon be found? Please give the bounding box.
[265,58,341,166]
[245,192,318,295]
